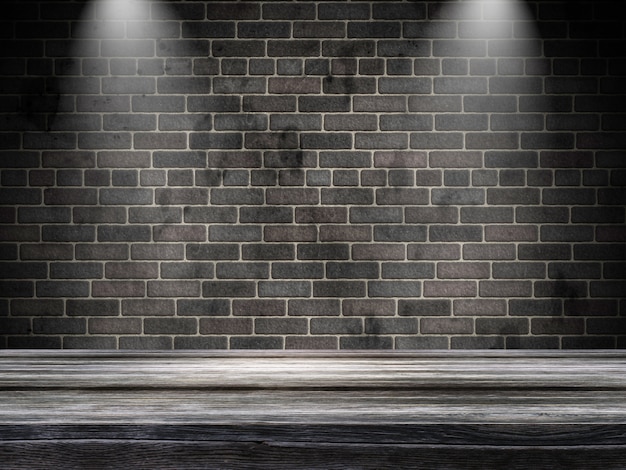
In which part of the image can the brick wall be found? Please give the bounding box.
[0,0,624,350]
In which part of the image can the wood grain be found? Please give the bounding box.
[1,350,625,468]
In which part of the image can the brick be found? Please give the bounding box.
[17,207,69,224]
[313,281,366,298]
[123,299,176,316]
[374,226,427,243]
[454,299,507,317]
[212,77,265,95]
[493,262,546,279]
[532,318,585,335]
[476,318,529,335]
[256,318,307,335]
[575,244,625,261]
[430,225,482,242]
[543,188,595,205]
[49,262,102,279]
[423,281,476,298]
[480,281,533,298]
[174,336,227,349]
[36,280,90,298]
[43,188,96,205]
[98,225,150,242]
[42,226,95,243]
[153,225,206,242]
[564,299,618,317]
[366,318,417,335]
[147,280,201,298]
[317,2,369,19]
[432,188,485,205]
[212,40,264,57]
[541,225,594,242]
[485,225,537,242]
[11,299,63,316]
[268,40,320,58]
[242,244,295,260]
[368,281,422,298]
[230,336,283,349]
[0,281,34,298]
[259,281,310,298]
[271,262,323,279]
[355,133,407,150]
[100,188,153,205]
[438,262,490,279]
[216,262,268,280]
[487,188,540,205]
[0,262,46,279]
[319,151,370,168]
[382,262,434,279]
[463,243,516,261]
[286,336,338,349]
[130,208,182,224]
[461,207,513,223]
[103,262,157,280]
[119,337,173,350]
[134,132,187,149]
[33,317,85,335]
[92,281,145,298]
[549,262,601,280]
[354,96,406,112]
[422,317,473,335]
[203,281,255,298]
[288,299,340,316]
[466,132,519,150]
[177,299,230,317]
[144,318,197,335]
[410,132,463,149]
[200,318,252,335]
[326,262,378,279]
[339,335,394,349]
[405,207,458,224]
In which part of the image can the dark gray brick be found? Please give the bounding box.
[339,336,393,350]
[209,226,262,242]
[268,40,320,57]
[432,188,485,205]
[479,281,533,298]
[177,299,230,317]
[463,243,516,261]
[289,299,340,316]
[147,280,201,298]
[374,226,427,242]
[461,207,513,223]
[100,188,153,205]
[200,318,252,335]
[50,262,102,279]
[43,226,95,242]
[259,281,310,298]
[36,281,90,298]
[378,40,430,57]
[487,188,540,205]
[230,336,283,349]
[430,225,482,242]
[161,262,214,279]
[313,281,366,298]
[216,262,269,279]
[255,317,307,335]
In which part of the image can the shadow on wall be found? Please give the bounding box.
[0,0,625,349]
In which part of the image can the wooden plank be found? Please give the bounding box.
[1,351,625,467]
[1,441,626,470]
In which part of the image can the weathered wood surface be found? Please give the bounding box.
[1,350,625,469]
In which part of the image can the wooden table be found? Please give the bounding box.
[1,350,625,469]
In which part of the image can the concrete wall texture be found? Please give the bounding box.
[0,0,624,350]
